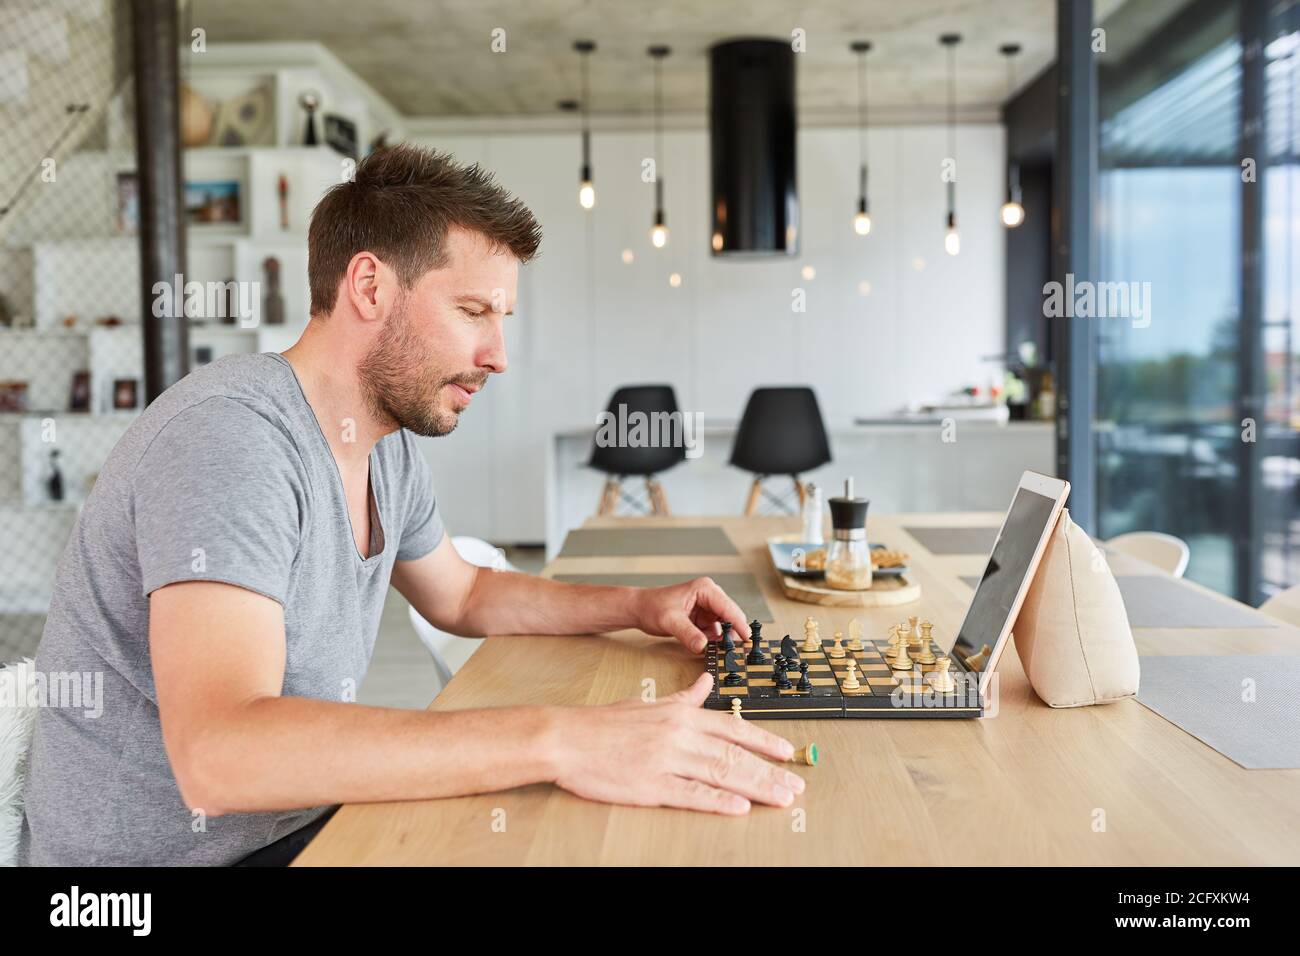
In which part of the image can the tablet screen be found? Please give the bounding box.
[949,487,1059,673]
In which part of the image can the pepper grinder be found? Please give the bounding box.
[825,478,871,590]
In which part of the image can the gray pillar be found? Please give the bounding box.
[131,0,187,403]
[1052,0,1098,531]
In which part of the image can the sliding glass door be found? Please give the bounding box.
[1095,0,1300,604]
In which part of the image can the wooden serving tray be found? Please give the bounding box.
[767,533,922,606]
[777,572,922,606]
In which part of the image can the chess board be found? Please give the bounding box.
[703,635,983,719]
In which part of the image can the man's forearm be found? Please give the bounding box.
[181,695,562,816]
[451,568,644,638]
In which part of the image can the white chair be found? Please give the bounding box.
[1105,531,1190,578]
[0,658,38,867]
[1259,584,1300,629]
[407,537,515,690]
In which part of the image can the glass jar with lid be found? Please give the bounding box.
[825,478,871,590]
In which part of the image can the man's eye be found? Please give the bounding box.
[460,307,483,317]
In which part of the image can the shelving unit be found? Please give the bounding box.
[0,42,405,614]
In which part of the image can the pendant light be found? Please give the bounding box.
[648,44,671,248]
[850,40,873,236]
[999,43,1025,228]
[574,40,596,210]
[940,33,962,256]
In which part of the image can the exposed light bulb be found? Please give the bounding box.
[651,222,668,248]
[1000,201,1024,228]
[801,265,816,281]
[579,180,596,209]
[669,272,682,287]
[621,248,634,264]
[711,232,723,252]
[853,211,872,236]
[944,226,961,256]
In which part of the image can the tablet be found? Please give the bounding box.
[949,471,1070,696]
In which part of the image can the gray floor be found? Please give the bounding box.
[2,547,548,712]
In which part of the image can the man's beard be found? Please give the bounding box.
[356,300,482,438]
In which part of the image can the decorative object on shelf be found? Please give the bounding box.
[116,172,139,236]
[95,315,123,327]
[298,89,321,146]
[180,83,214,147]
[194,345,214,366]
[46,449,63,503]
[69,371,90,412]
[112,378,138,411]
[262,257,285,326]
[324,113,358,160]
[278,173,289,230]
[999,43,1025,228]
[573,39,597,209]
[647,44,671,249]
[220,276,238,325]
[61,314,78,328]
[850,40,873,236]
[939,33,962,256]
[185,179,242,225]
[211,82,274,147]
[0,380,29,412]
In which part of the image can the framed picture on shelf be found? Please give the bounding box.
[116,172,139,235]
[324,113,359,160]
[0,380,28,413]
[185,179,242,225]
[69,371,90,412]
[112,378,138,410]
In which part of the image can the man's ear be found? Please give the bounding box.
[344,252,390,319]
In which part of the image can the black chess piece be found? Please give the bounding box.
[781,635,800,662]
[750,620,763,643]
[720,621,735,652]
[774,657,793,690]
[746,624,768,665]
[796,661,812,692]
[723,649,744,686]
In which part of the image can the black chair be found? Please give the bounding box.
[588,385,686,515]
[729,387,832,515]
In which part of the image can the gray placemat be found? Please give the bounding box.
[904,526,999,555]
[1116,576,1277,629]
[959,574,1278,631]
[558,527,737,558]
[553,572,773,623]
[1136,655,1300,769]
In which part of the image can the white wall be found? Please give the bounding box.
[410,123,1007,542]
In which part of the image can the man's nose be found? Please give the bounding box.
[480,320,508,374]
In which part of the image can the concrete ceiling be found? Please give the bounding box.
[194,0,1129,120]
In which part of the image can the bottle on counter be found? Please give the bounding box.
[825,478,872,591]
[1037,371,1056,420]
[800,481,824,546]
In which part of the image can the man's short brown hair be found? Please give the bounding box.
[307,144,542,316]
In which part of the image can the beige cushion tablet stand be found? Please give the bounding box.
[1013,509,1140,708]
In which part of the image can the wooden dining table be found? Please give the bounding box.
[294,512,1300,866]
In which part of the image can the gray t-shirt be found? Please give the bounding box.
[18,351,444,865]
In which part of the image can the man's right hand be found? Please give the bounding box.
[549,673,805,815]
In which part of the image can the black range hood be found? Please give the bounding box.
[709,38,799,258]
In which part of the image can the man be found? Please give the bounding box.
[19,145,802,866]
